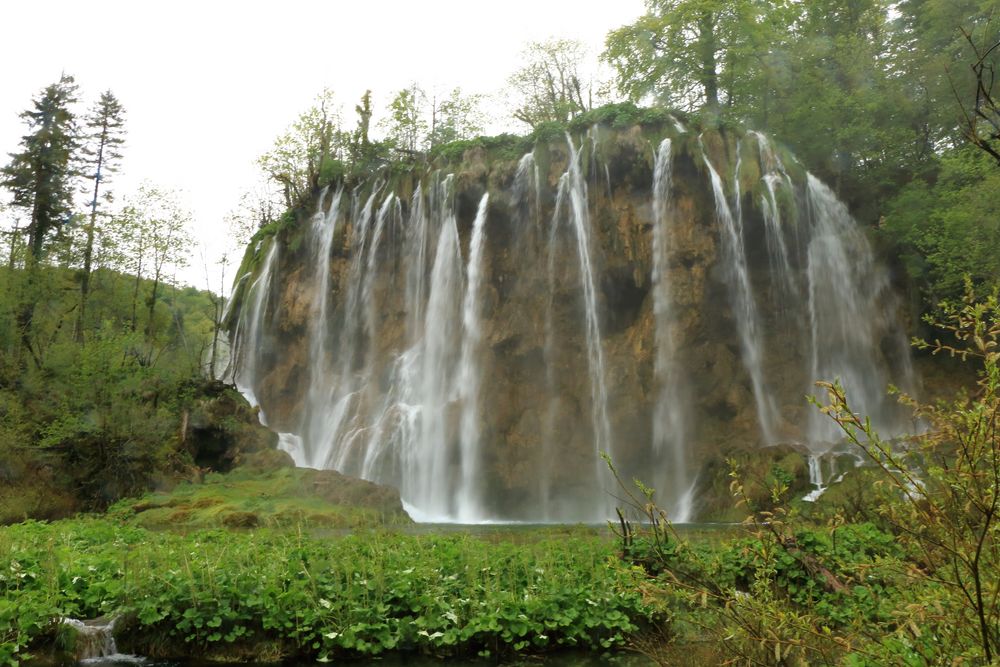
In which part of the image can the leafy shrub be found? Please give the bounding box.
[0,520,656,662]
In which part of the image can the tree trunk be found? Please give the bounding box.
[7,220,21,269]
[698,10,720,109]
[78,119,109,342]
[18,198,47,367]
[146,272,160,342]
[130,255,143,333]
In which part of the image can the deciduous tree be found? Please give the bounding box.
[429,88,485,147]
[108,184,191,341]
[508,39,594,128]
[383,84,428,154]
[258,89,346,208]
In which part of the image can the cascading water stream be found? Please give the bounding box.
[802,454,827,502]
[306,191,379,472]
[558,135,614,519]
[749,131,798,301]
[455,193,490,522]
[650,138,694,522]
[701,139,779,444]
[59,617,138,663]
[231,240,278,409]
[411,203,464,518]
[804,174,913,444]
[355,195,402,478]
[296,188,341,465]
[405,184,430,341]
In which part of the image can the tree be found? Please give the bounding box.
[1,74,80,262]
[0,202,25,270]
[603,0,794,113]
[258,89,346,208]
[882,146,1000,303]
[350,89,374,163]
[383,84,428,154]
[819,286,1000,662]
[957,28,1000,165]
[109,184,191,341]
[508,39,594,128]
[77,91,126,339]
[225,180,283,248]
[429,88,486,148]
[1,74,80,365]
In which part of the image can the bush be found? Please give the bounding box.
[0,520,655,662]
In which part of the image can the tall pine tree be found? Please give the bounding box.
[2,74,79,262]
[1,74,80,364]
[78,91,125,338]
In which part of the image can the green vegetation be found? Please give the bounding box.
[0,520,650,664]
[429,133,530,165]
[608,284,1000,665]
[0,77,253,524]
[882,146,1000,304]
[112,466,410,531]
[0,260,226,519]
[2,3,999,665]
[604,0,998,221]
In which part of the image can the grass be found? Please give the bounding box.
[109,466,410,531]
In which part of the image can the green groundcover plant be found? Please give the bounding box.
[0,522,655,665]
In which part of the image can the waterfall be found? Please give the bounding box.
[59,617,135,663]
[227,125,916,523]
[750,131,798,301]
[802,454,827,502]
[300,187,340,467]
[405,184,430,340]
[701,139,779,444]
[412,204,464,517]
[303,191,378,472]
[804,174,912,444]
[650,138,694,522]
[455,194,490,521]
[553,135,615,519]
[231,240,278,409]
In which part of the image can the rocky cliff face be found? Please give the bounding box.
[225,116,914,522]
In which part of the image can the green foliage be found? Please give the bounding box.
[429,133,530,164]
[257,89,348,209]
[881,146,1000,301]
[383,84,428,154]
[817,282,1000,663]
[110,466,410,531]
[607,284,1000,665]
[528,121,570,145]
[428,88,486,148]
[567,102,680,132]
[508,39,596,128]
[605,0,793,111]
[604,0,999,229]
[0,256,220,517]
[0,519,653,662]
[1,74,80,261]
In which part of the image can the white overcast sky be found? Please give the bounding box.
[0,0,644,291]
